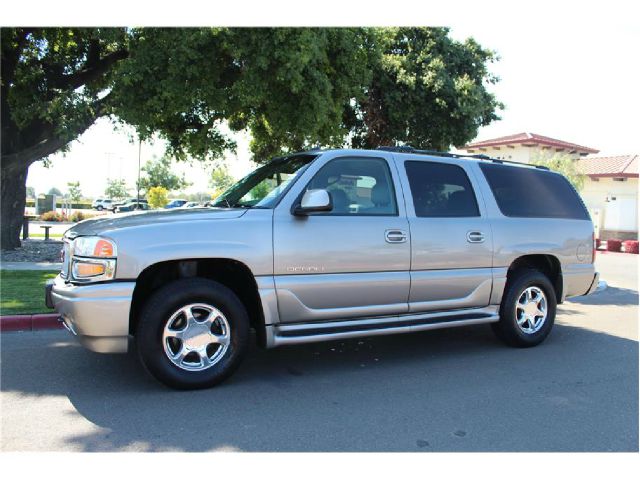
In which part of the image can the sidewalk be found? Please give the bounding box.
[0,261,61,270]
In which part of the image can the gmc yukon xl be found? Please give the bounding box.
[47,148,600,389]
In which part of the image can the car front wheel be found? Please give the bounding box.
[136,278,249,390]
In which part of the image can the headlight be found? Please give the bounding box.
[73,236,117,258]
[70,237,117,283]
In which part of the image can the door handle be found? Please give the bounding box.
[467,231,485,243]
[385,230,407,244]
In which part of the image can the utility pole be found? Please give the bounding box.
[137,138,142,208]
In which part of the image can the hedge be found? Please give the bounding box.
[606,239,622,252]
[623,240,639,254]
[26,199,92,209]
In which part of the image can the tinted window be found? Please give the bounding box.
[405,161,479,217]
[479,163,589,219]
[214,154,316,209]
[306,157,397,215]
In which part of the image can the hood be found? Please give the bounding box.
[66,207,247,238]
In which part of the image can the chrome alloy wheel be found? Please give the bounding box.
[162,303,231,371]
[515,286,548,334]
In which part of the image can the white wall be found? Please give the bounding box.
[467,145,583,164]
[581,177,638,235]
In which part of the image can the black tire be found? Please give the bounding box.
[96,205,103,211]
[492,268,557,348]
[136,278,249,390]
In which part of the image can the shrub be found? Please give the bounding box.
[623,240,639,254]
[147,186,169,209]
[70,211,86,222]
[606,239,622,252]
[38,211,68,222]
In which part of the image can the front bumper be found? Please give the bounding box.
[46,275,135,353]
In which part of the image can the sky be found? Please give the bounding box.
[25,19,640,198]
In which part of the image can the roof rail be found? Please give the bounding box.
[376,145,549,170]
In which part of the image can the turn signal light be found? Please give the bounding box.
[93,239,114,257]
[74,262,106,277]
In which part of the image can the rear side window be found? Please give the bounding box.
[405,161,479,217]
[479,163,589,219]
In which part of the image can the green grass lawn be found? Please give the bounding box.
[0,270,58,315]
[29,233,64,238]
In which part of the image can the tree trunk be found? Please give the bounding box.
[1,161,29,250]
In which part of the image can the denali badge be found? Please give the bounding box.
[286,265,325,273]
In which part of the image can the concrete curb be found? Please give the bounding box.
[0,313,62,332]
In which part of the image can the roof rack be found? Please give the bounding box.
[376,146,549,170]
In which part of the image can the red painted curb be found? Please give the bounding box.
[0,313,62,332]
[32,313,64,330]
[0,315,32,332]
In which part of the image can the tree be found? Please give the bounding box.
[348,28,502,150]
[147,186,168,208]
[67,181,82,201]
[138,154,190,193]
[530,152,586,191]
[209,166,235,195]
[2,27,501,249]
[104,178,128,199]
[2,28,129,249]
[47,187,62,196]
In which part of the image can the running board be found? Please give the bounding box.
[265,306,499,347]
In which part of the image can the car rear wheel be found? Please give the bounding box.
[96,205,103,211]
[136,278,249,390]
[492,268,557,347]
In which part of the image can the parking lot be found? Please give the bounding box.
[1,252,637,452]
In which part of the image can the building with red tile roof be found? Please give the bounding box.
[577,154,638,178]
[577,155,638,240]
[464,132,599,155]
[462,133,636,239]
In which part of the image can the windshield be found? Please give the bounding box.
[213,154,318,209]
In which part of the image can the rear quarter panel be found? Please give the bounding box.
[468,163,596,301]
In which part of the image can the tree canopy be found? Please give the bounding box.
[209,166,235,196]
[1,27,501,249]
[138,155,190,193]
[530,152,586,191]
[349,28,502,150]
[104,178,128,199]
[66,181,82,201]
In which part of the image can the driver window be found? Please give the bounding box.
[305,157,398,216]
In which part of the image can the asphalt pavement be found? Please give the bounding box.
[1,252,637,451]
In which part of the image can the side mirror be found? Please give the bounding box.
[293,189,332,215]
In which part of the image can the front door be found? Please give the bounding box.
[273,154,411,323]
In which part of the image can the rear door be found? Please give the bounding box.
[396,156,494,312]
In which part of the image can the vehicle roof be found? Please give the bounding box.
[288,147,550,172]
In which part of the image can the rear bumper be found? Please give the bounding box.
[562,263,599,299]
[584,272,602,295]
[47,275,134,353]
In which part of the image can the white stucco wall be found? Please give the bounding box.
[462,143,636,236]
[465,145,583,164]
[581,177,638,235]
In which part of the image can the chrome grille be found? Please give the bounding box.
[60,241,71,279]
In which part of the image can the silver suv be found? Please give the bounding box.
[46,148,600,389]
